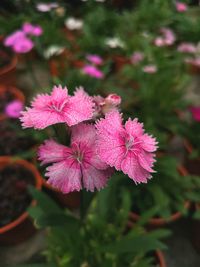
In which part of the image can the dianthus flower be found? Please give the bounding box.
[142,65,157,73]
[96,111,158,183]
[176,2,188,12]
[22,22,43,36]
[82,65,104,79]
[190,107,200,122]
[86,54,103,65]
[20,86,94,129]
[5,100,24,118]
[38,123,112,193]
[177,43,197,53]
[4,31,26,47]
[13,37,34,53]
[131,52,144,65]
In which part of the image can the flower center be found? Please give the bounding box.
[74,150,84,163]
[49,99,68,112]
[125,137,134,150]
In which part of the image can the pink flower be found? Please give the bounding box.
[32,26,43,36]
[190,107,200,122]
[86,54,103,65]
[13,37,34,53]
[4,31,26,47]
[154,28,176,47]
[22,22,43,36]
[4,100,24,118]
[142,65,157,73]
[131,52,144,65]
[38,124,112,193]
[176,2,188,12]
[82,65,104,79]
[177,43,197,53]
[161,28,176,46]
[154,37,165,47]
[20,86,94,129]
[93,94,121,118]
[96,111,158,183]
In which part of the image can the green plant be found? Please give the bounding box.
[123,155,200,220]
[28,185,170,267]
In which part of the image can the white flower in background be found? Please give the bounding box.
[44,46,65,59]
[105,37,125,49]
[36,2,58,12]
[65,17,83,31]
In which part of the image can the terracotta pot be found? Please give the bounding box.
[72,60,85,69]
[0,85,25,121]
[155,250,167,267]
[0,53,17,86]
[183,138,200,175]
[129,165,190,228]
[42,178,80,209]
[0,156,42,245]
[112,55,130,72]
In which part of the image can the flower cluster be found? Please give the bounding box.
[4,22,43,54]
[154,28,176,47]
[82,54,104,79]
[20,85,157,193]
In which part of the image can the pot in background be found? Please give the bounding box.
[0,53,17,86]
[0,156,42,246]
[129,165,190,228]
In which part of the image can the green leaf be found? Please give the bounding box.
[28,186,62,213]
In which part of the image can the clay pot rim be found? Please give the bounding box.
[129,165,190,227]
[0,53,18,76]
[0,156,42,234]
[155,250,167,267]
[0,85,25,121]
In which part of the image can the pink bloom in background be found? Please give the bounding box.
[176,2,188,12]
[22,22,43,36]
[189,107,200,122]
[177,42,197,53]
[38,124,112,193]
[4,100,24,118]
[4,23,42,54]
[96,111,158,183]
[13,37,34,53]
[154,28,176,47]
[142,65,157,73]
[20,85,94,129]
[86,54,103,65]
[161,28,176,46]
[32,25,43,36]
[36,2,58,12]
[131,52,144,65]
[93,94,121,118]
[82,65,104,79]
[4,31,25,47]
[154,37,165,47]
